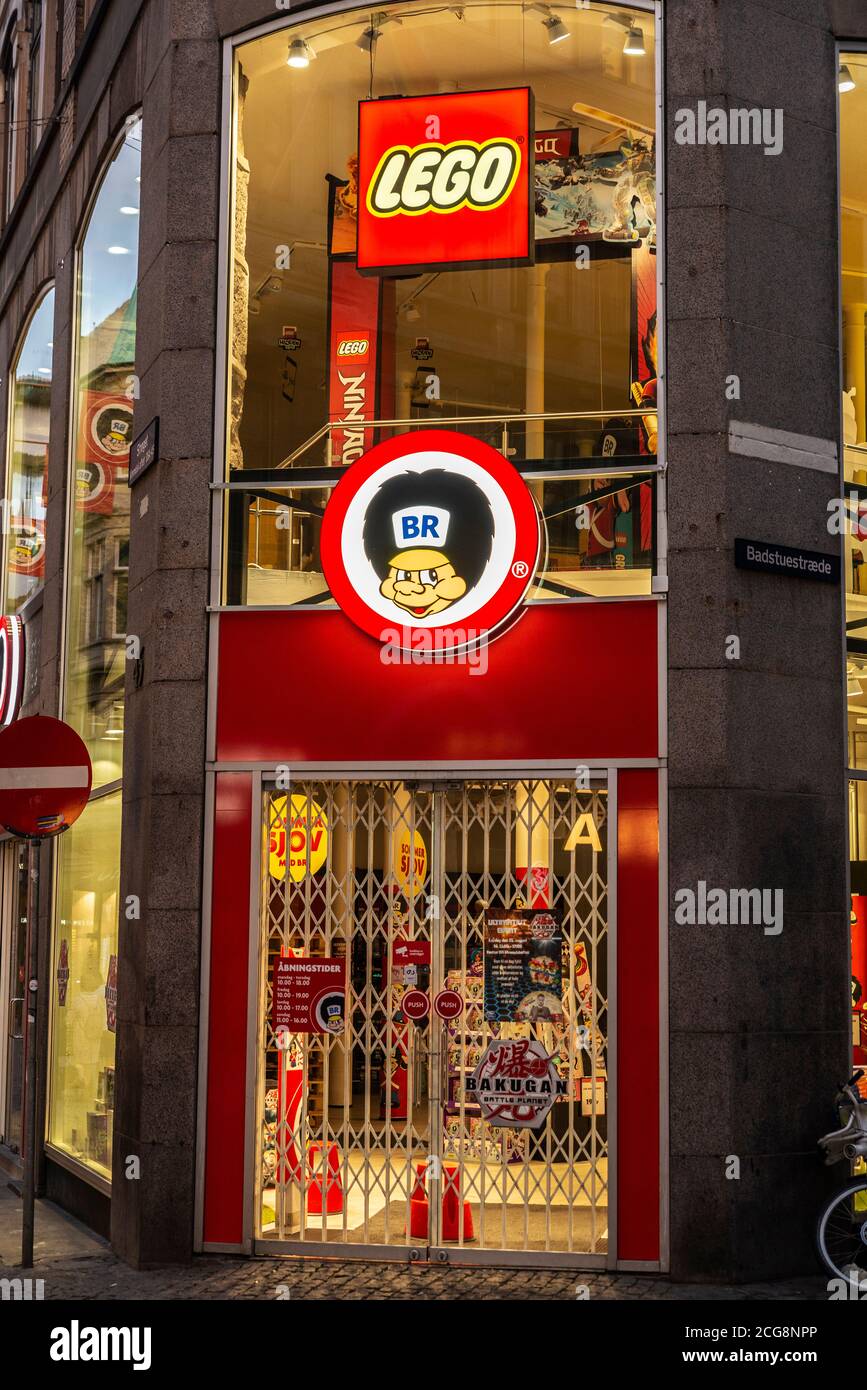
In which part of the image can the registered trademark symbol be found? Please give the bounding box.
[511,560,529,578]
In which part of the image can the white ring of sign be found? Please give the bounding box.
[0,617,24,727]
[339,448,517,629]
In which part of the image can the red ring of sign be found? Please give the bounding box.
[320,429,541,651]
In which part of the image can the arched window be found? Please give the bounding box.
[47,116,141,1186]
[63,114,141,788]
[3,284,54,614]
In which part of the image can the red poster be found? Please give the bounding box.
[357,88,534,276]
[327,261,382,467]
[272,956,346,1034]
[391,938,431,967]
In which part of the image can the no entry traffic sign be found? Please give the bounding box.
[0,716,92,837]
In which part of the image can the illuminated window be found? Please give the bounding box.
[47,792,121,1182]
[223,2,659,607]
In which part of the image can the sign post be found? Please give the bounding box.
[0,716,93,1269]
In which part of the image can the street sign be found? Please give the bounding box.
[0,716,92,837]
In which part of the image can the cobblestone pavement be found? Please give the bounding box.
[0,1188,828,1300]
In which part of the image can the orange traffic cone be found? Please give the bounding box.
[408,1162,429,1237]
[306,1141,344,1215]
[441,1163,474,1241]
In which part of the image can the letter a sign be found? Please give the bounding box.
[357,88,534,276]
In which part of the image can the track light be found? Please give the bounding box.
[287,38,315,68]
[839,64,856,93]
[543,15,569,45]
[623,25,646,56]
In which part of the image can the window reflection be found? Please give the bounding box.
[3,287,53,614]
[64,117,141,788]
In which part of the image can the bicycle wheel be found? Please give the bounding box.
[817,1179,867,1290]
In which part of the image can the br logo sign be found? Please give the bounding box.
[357,87,534,276]
[319,429,542,656]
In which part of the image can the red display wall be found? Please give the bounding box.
[215,602,660,764]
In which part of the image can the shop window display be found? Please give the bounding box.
[259,778,608,1254]
[225,2,658,609]
[840,57,867,1116]
[2,287,54,614]
[47,792,120,1181]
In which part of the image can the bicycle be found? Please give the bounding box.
[817,1068,867,1291]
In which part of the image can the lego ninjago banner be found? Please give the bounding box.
[356,87,534,276]
[76,392,134,514]
[325,174,395,468]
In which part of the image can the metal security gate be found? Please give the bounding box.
[255,775,610,1265]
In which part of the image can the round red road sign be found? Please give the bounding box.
[401,989,431,1022]
[0,716,92,838]
[434,988,464,1020]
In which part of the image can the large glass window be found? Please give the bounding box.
[49,117,141,1185]
[63,116,141,788]
[47,792,121,1181]
[3,286,53,614]
[224,2,658,606]
[840,55,867,1104]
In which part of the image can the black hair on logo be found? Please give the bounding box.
[363,468,495,590]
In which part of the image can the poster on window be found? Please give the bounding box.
[77,392,134,514]
[534,129,656,253]
[272,955,346,1035]
[484,907,563,1024]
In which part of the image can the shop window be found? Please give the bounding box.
[224,1,658,607]
[2,285,53,614]
[47,791,120,1181]
[63,115,141,788]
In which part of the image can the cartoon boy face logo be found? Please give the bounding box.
[362,469,495,619]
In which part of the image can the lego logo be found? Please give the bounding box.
[367,138,521,217]
[337,337,370,359]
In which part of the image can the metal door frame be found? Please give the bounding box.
[248,762,616,1270]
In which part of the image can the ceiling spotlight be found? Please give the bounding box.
[357,26,381,52]
[839,63,856,93]
[287,38,315,68]
[543,15,570,44]
[623,24,646,56]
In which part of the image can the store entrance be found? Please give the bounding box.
[257,776,610,1263]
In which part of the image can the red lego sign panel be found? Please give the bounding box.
[357,87,534,276]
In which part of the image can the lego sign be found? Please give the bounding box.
[357,88,534,276]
